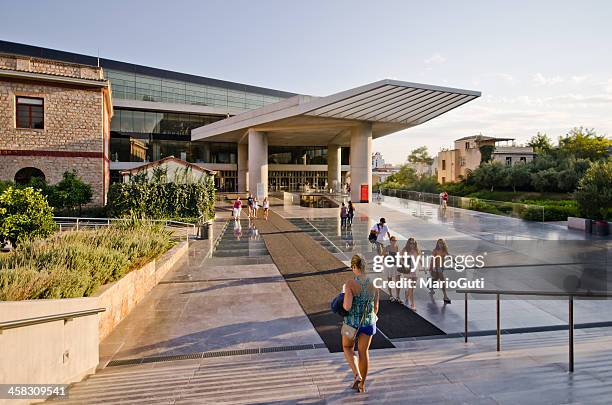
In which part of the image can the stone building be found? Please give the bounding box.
[0,52,113,206]
[436,134,535,183]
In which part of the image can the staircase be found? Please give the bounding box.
[50,328,612,404]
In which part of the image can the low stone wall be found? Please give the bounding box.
[0,240,188,404]
[96,240,188,340]
[0,298,100,405]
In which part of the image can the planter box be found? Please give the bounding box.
[0,240,188,403]
[567,217,590,231]
[95,240,188,340]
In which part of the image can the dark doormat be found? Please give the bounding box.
[376,295,446,339]
[309,311,395,353]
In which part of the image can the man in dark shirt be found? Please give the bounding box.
[246,193,254,219]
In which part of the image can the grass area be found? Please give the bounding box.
[0,223,175,301]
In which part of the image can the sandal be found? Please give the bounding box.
[444,298,451,304]
[358,382,366,393]
[351,375,362,390]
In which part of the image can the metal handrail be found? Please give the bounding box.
[0,308,106,334]
[380,189,547,222]
[456,289,612,372]
[53,217,197,239]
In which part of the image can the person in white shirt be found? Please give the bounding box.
[252,197,259,219]
[263,197,270,220]
[370,218,391,255]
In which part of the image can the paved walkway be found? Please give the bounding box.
[99,236,322,366]
[276,196,611,336]
[54,327,612,404]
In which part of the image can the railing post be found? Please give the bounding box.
[464,292,468,343]
[76,218,79,231]
[569,296,574,372]
[496,293,501,352]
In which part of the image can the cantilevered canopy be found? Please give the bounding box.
[191,79,480,146]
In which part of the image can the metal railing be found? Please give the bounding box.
[53,217,197,240]
[0,308,106,335]
[380,189,547,222]
[456,289,612,372]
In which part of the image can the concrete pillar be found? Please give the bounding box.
[237,143,248,192]
[327,144,341,193]
[248,128,268,198]
[349,123,372,203]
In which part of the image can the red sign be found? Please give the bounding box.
[360,184,369,203]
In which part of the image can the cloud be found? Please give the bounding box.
[605,78,612,93]
[570,75,590,84]
[494,73,516,84]
[533,73,564,86]
[424,53,446,65]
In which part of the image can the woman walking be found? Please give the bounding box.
[429,238,451,304]
[262,197,270,220]
[401,237,421,311]
[385,236,401,303]
[347,201,355,226]
[232,197,242,219]
[341,254,380,393]
[252,197,259,219]
[340,203,348,227]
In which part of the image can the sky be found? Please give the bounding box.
[2,0,611,164]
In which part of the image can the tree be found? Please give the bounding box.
[528,132,554,154]
[575,159,612,220]
[479,145,495,163]
[472,162,505,191]
[506,163,532,192]
[530,168,559,192]
[407,146,434,165]
[383,164,417,187]
[0,187,57,246]
[412,175,439,193]
[559,127,610,161]
[556,168,579,193]
[48,170,93,214]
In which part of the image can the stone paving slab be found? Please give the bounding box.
[51,327,612,404]
[99,240,322,366]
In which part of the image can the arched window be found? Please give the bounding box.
[14,167,46,184]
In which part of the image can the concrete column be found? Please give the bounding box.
[349,123,372,202]
[248,128,268,198]
[327,144,341,193]
[237,143,248,192]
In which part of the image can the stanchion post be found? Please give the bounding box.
[496,293,501,352]
[569,296,574,372]
[464,292,468,343]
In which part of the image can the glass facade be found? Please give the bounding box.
[110,108,236,163]
[110,109,221,135]
[106,69,283,110]
[268,146,350,165]
[268,171,348,192]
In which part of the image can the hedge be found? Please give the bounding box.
[0,223,174,300]
[106,175,215,222]
[519,199,579,221]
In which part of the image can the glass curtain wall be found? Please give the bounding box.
[106,69,283,110]
[110,109,236,163]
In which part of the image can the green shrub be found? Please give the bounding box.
[107,175,215,222]
[468,198,502,215]
[575,160,612,220]
[519,200,579,221]
[47,170,93,214]
[0,187,57,246]
[0,223,174,300]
